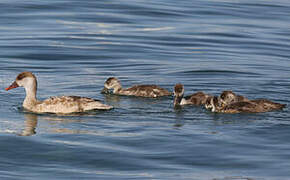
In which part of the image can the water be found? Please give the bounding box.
[0,0,290,179]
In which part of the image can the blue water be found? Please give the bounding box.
[1,0,290,179]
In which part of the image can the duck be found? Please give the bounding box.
[173,83,212,107]
[5,72,113,114]
[101,77,172,98]
[206,96,258,113]
[207,96,285,113]
[219,90,285,112]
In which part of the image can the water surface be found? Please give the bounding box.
[0,0,290,179]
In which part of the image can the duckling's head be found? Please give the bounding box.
[5,72,37,92]
[220,90,237,105]
[173,83,184,107]
[101,77,122,94]
[174,83,184,97]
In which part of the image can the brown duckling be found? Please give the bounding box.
[208,96,285,113]
[219,90,285,112]
[101,77,172,98]
[174,83,212,107]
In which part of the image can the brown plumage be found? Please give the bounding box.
[219,90,286,112]
[221,101,263,113]
[251,99,286,111]
[102,77,172,98]
[208,95,285,113]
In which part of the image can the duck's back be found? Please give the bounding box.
[251,99,286,111]
[124,85,171,97]
[35,96,112,113]
[184,92,210,105]
[222,101,262,113]
[236,95,249,102]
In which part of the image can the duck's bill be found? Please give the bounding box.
[5,81,19,91]
[101,87,109,94]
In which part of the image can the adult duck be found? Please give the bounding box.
[5,72,113,114]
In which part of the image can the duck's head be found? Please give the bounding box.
[174,83,184,97]
[101,77,121,94]
[5,72,37,91]
[220,90,237,105]
[173,83,184,107]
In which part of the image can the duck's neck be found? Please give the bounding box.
[174,94,184,107]
[211,104,216,112]
[23,81,38,108]
[211,99,218,112]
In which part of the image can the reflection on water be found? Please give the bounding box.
[103,93,121,107]
[19,113,38,136]
[18,112,143,137]
[173,108,185,128]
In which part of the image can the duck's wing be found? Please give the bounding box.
[126,85,171,97]
[224,101,258,113]
[185,92,210,105]
[251,99,286,110]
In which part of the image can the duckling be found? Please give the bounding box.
[220,90,285,111]
[101,77,172,98]
[208,96,285,113]
[5,72,113,114]
[173,83,212,107]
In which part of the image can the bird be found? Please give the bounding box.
[5,72,113,114]
[173,83,212,108]
[206,96,285,113]
[101,77,172,98]
[219,90,285,112]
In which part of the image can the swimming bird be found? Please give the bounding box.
[101,77,172,98]
[207,96,285,113]
[219,90,285,112]
[5,72,113,114]
[173,83,212,107]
